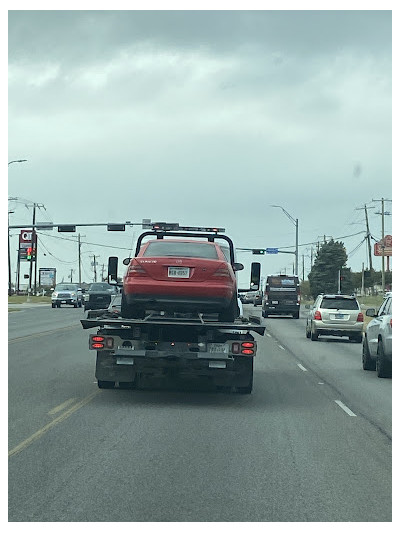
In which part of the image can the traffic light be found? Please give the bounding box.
[26,247,32,260]
[252,249,265,255]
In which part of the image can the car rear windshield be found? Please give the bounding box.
[321,298,359,310]
[267,277,297,287]
[89,283,112,291]
[56,285,78,291]
[143,241,219,259]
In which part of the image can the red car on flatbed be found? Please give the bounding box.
[120,224,244,321]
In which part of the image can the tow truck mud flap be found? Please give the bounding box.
[96,351,136,382]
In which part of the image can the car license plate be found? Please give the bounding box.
[272,301,279,304]
[335,313,345,319]
[61,300,67,304]
[168,267,190,278]
[209,343,229,354]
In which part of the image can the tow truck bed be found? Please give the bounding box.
[81,314,265,394]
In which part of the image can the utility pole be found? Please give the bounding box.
[70,269,74,283]
[92,255,100,282]
[8,210,14,295]
[356,204,374,271]
[302,254,305,281]
[27,202,45,298]
[372,198,392,293]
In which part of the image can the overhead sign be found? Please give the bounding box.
[58,225,76,232]
[266,248,279,254]
[36,222,53,230]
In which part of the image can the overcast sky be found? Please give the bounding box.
[7,8,393,288]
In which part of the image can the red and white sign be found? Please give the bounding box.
[19,230,37,246]
[374,234,392,256]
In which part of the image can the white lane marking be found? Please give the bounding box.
[318,382,325,385]
[335,400,357,417]
[278,345,285,350]
[266,333,271,337]
[297,364,308,372]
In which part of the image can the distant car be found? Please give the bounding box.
[362,295,392,378]
[51,284,83,308]
[122,239,242,321]
[84,282,119,311]
[243,292,255,304]
[305,294,363,342]
[253,291,262,306]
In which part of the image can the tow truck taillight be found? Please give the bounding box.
[357,313,364,322]
[314,310,322,320]
[90,335,114,350]
[232,341,255,355]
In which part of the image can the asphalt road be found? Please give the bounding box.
[8,304,391,522]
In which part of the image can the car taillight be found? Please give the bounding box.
[127,263,147,276]
[314,310,322,320]
[357,313,364,322]
[297,294,301,303]
[390,318,392,329]
[212,266,230,278]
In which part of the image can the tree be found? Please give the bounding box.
[308,240,353,298]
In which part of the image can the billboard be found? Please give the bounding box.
[39,268,56,287]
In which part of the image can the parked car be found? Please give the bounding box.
[84,282,119,311]
[362,295,392,378]
[51,284,83,308]
[305,294,363,342]
[122,239,242,321]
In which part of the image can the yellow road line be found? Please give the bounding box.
[8,324,81,344]
[48,397,77,416]
[9,390,100,458]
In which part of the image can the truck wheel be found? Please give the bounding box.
[310,329,319,341]
[74,302,78,308]
[57,303,61,308]
[362,337,375,370]
[306,324,311,338]
[293,311,300,319]
[97,380,115,389]
[78,301,82,308]
[376,340,391,378]
[51,303,56,308]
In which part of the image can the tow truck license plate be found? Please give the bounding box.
[168,267,190,278]
[209,344,229,354]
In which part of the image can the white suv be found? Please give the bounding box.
[362,295,392,378]
[305,294,363,342]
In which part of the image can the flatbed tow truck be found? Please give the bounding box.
[80,223,265,394]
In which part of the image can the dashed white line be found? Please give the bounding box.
[278,345,285,350]
[266,333,271,337]
[335,400,357,417]
[297,364,308,372]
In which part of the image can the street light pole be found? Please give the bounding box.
[8,211,14,295]
[271,205,299,276]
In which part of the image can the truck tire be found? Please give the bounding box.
[97,380,115,389]
[362,337,375,370]
[52,303,56,308]
[376,340,391,378]
[293,311,300,319]
[310,329,319,341]
[351,333,363,343]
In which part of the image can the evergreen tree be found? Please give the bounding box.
[308,240,353,298]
